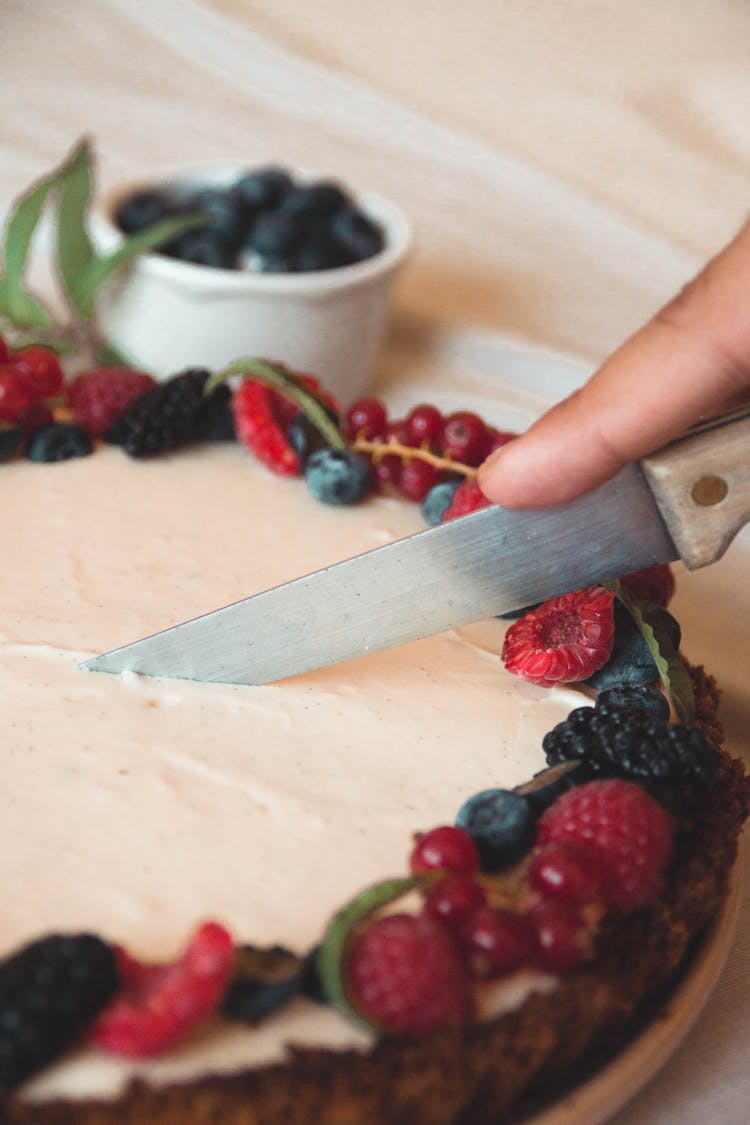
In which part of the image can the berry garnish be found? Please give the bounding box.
[346,912,474,1034]
[13,346,64,399]
[67,366,156,438]
[26,422,94,463]
[231,378,301,475]
[537,779,673,911]
[421,478,461,525]
[398,457,439,501]
[106,368,211,457]
[344,397,388,441]
[405,403,443,447]
[440,478,491,521]
[455,789,535,872]
[0,365,34,422]
[0,933,118,1090]
[423,874,486,930]
[527,900,591,973]
[529,840,602,905]
[89,922,234,1058]
[441,411,491,465]
[0,335,9,362]
[502,587,615,687]
[222,944,308,1024]
[596,682,671,723]
[463,907,535,979]
[373,451,402,491]
[620,563,675,607]
[0,426,24,462]
[410,825,479,875]
[305,448,373,505]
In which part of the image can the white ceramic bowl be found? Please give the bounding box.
[93,168,412,403]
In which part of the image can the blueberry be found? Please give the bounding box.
[294,231,356,272]
[232,167,294,213]
[421,479,461,525]
[246,211,306,257]
[114,189,175,234]
[329,205,384,261]
[26,424,93,464]
[280,181,351,218]
[455,788,535,871]
[288,411,339,464]
[179,187,247,251]
[0,427,24,462]
[513,761,589,814]
[584,602,659,690]
[161,229,235,269]
[305,448,373,505]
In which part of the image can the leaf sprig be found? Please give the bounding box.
[0,137,201,365]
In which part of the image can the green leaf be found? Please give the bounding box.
[95,338,130,365]
[55,138,97,318]
[317,876,423,1026]
[78,213,204,313]
[0,280,53,330]
[206,358,346,449]
[606,580,695,722]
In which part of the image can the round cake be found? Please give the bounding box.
[0,364,747,1124]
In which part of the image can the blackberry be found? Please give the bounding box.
[543,702,718,787]
[0,427,24,462]
[193,383,236,442]
[106,369,209,457]
[596,683,671,724]
[0,933,118,1089]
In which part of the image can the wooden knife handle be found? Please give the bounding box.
[641,405,750,569]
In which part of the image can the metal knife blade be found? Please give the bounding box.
[78,462,677,685]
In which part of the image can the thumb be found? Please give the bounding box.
[478,219,750,508]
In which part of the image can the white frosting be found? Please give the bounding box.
[3,444,582,1102]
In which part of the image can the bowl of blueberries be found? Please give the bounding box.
[95,164,412,401]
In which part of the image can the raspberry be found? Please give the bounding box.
[423,874,486,930]
[346,912,473,1034]
[398,458,439,502]
[232,379,301,475]
[344,397,387,441]
[620,564,675,607]
[537,779,673,911]
[0,933,118,1089]
[463,907,535,978]
[0,365,35,422]
[89,921,234,1057]
[67,366,156,438]
[440,478,491,521]
[106,368,210,457]
[441,411,491,465]
[410,825,479,875]
[405,403,443,447]
[14,346,64,400]
[502,587,615,687]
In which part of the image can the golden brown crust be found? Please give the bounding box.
[5,664,748,1125]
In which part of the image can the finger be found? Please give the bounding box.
[478,218,750,508]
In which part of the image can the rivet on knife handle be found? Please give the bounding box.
[641,405,750,569]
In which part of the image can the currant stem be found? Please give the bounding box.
[351,436,478,478]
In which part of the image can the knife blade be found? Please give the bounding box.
[78,405,750,686]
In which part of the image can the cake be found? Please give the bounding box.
[1,356,748,1124]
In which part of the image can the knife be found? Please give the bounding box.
[79,405,750,685]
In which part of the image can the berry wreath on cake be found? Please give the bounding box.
[0,344,748,1125]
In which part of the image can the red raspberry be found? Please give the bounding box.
[441,411,491,465]
[410,825,479,875]
[88,922,234,1057]
[67,366,156,438]
[344,397,387,441]
[620,564,675,608]
[14,346,64,399]
[529,840,602,905]
[232,379,301,476]
[346,912,474,1034]
[527,900,591,973]
[273,373,339,429]
[423,874,486,930]
[0,365,35,421]
[463,906,535,978]
[398,458,439,502]
[537,779,673,911]
[440,478,491,521]
[502,587,615,687]
[405,403,443,447]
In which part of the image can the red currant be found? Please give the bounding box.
[463,907,535,978]
[527,900,590,973]
[441,411,491,466]
[423,874,486,930]
[410,826,479,875]
[0,366,35,422]
[0,335,9,363]
[405,403,443,447]
[14,346,64,399]
[385,418,415,447]
[374,453,402,491]
[344,398,387,441]
[486,429,517,455]
[398,458,439,502]
[529,840,602,905]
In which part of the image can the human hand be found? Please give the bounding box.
[478,219,750,508]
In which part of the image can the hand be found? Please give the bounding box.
[478,219,750,508]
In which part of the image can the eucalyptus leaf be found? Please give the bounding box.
[55,138,97,318]
[0,284,53,331]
